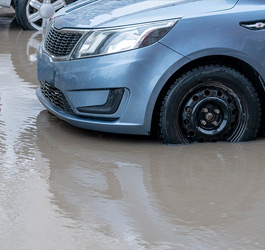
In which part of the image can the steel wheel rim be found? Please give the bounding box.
[179,83,244,143]
[26,0,66,31]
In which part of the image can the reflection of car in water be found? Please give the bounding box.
[0,25,43,84]
[0,0,75,30]
[11,31,43,84]
[36,109,265,248]
[37,0,265,144]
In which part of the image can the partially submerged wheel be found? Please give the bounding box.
[15,0,70,30]
[159,65,261,144]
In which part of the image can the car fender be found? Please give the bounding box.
[185,47,265,83]
[144,46,265,133]
[143,51,190,131]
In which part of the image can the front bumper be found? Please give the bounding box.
[37,41,186,135]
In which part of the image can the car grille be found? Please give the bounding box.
[40,80,74,114]
[44,27,82,57]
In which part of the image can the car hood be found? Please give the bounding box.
[53,0,238,30]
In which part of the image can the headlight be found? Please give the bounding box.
[71,19,178,59]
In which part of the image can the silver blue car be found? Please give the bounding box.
[37,0,265,144]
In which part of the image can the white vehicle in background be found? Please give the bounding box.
[0,0,74,30]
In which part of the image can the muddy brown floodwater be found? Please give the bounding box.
[1,10,265,250]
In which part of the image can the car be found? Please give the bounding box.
[0,0,75,30]
[36,0,265,144]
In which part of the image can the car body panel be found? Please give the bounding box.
[37,0,265,135]
[0,0,11,7]
[53,0,238,29]
[160,3,265,81]
[37,41,188,134]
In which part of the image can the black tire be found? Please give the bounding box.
[159,65,261,144]
[15,0,73,30]
[15,0,35,30]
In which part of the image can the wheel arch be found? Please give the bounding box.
[151,55,265,136]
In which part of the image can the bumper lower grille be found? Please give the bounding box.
[44,27,82,57]
[40,80,74,114]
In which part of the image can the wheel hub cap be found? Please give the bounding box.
[40,4,55,19]
[205,112,214,122]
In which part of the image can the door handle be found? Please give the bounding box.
[240,20,265,30]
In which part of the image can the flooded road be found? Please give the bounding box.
[1,11,265,250]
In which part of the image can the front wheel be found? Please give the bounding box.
[159,65,261,144]
[15,0,71,30]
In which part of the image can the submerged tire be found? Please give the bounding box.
[159,65,261,144]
